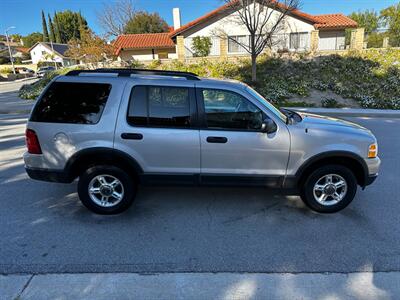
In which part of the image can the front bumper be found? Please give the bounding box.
[363,156,380,187]
[366,157,381,175]
[365,174,378,186]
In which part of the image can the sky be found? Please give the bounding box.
[0,0,398,37]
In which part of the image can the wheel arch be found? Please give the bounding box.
[65,147,143,181]
[295,151,369,188]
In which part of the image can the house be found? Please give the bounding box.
[0,43,30,62]
[115,2,361,62]
[29,42,77,66]
[114,33,177,61]
[12,47,30,58]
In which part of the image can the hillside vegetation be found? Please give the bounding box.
[20,49,400,109]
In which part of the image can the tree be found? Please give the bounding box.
[218,0,300,82]
[10,34,22,42]
[97,0,136,37]
[41,10,49,42]
[348,10,379,35]
[192,36,212,57]
[123,11,169,34]
[380,3,400,47]
[22,32,43,48]
[48,14,56,42]
[66,28,113,63]
[367,32,385,48]
[346,10,380,47]
[53,10,89,43]
[54,12,62,43]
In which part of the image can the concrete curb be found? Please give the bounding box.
[286,107,400,118]
[0,77,37,85]
[2,272,399,299]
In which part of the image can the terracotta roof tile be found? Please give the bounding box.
[114,33,175,55]
[314,14,358,29]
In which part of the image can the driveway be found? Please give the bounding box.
[0,112,399,274]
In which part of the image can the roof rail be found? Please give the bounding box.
[65,68,200,81]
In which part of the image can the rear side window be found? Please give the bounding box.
[31,82,112,124]
[128,85,191,128]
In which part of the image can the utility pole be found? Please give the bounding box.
[50,41,58,70]
[5,26,16,74]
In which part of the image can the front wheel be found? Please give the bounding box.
[78,165,136,214]
[300,165,357,213]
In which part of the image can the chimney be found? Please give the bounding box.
[173,8,181,30]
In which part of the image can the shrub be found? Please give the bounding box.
[0,67,13,75]
[192,36,212,57]
[19,66,81,99]
[321,98,343,108]
[18,48,400,109]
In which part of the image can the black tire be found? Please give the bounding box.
[300,165,357,213]
[78,165,136,214]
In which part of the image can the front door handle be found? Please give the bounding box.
[206,136,228,143]
[121,133,143,140]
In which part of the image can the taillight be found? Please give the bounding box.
[25,129,42,154]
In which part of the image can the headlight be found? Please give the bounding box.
[368,143,378,158]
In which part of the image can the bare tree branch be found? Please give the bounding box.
[217,0,301,81]
[96,0,136,38]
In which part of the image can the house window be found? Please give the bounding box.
[228,36,248,53]
[289,32,309,50]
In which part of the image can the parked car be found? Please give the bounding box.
[36,66,56,77]
[16,67,35,75]
[24,69,380,215]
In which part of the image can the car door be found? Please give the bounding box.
[197,87,290,186]
[114,80,200,177]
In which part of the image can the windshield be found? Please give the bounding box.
[245,86,287,123]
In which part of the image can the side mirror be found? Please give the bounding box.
[261,118,277,134]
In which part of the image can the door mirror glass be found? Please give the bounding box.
[261,118,277,134]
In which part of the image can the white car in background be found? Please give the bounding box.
[36,66,56,78]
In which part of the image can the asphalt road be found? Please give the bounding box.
[0,79,37,114]
[0,111,399,275]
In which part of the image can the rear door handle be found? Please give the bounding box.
[206,136,228,143]
[121,133,143,140]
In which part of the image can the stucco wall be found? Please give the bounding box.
[118,48,177,61]
[181,3,315,55]
[184,4,315,38]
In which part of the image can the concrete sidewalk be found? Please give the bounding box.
[2,272,399,299]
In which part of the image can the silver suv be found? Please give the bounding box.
[24,69,380,214]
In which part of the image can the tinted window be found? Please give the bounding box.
[31,82,111,124]
[128,86,191,128]
[202,89,263,130]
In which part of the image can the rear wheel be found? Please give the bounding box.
[78,165,136,214]
[300,165,357,213]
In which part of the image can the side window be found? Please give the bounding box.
[30,82,112,124]
[128,86,191,128]
[202,89,263,130]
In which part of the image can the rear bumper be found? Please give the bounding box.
[25,167,72,183]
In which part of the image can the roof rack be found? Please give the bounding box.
[66,68,200,81]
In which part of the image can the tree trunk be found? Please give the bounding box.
[251,54,257,83]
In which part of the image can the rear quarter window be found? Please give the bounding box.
[30,82,112,124]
